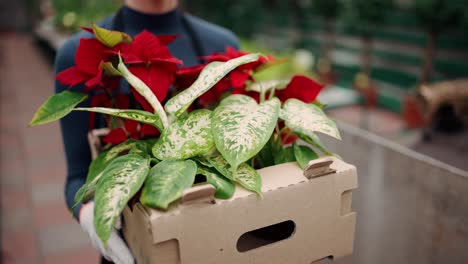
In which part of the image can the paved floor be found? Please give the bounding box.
[1,33,99,264]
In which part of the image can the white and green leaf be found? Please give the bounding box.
[164,53,260,116]
[74,107,163,131]
[29,91,88,126]
[104,139,137,162]
[72,171,105,211]
[152,109,214,160]
[117,55,168,129]
[280,99,341,140]
[94,154,150,245]
[206,154,262,196]
[86,151,109,184]
[212,95,280,171]
[246,79,289,93]
[140,160,197,210]
[293,141,318,169]
[197,165,235,199]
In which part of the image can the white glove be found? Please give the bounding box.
[79,202,134,264]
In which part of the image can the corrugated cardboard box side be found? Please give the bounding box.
[123,157,357,264]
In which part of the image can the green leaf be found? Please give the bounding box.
[296,132,332,156]
[164,53,260,117]
[140,160,197,210]
[255,136,276,169]
[74,107,162,131]
[104,139,137,162]
[94,154,150,245]
[129,139,156,158]
[207,155,262,196]
[212,95,280,171]
[152,109,214,160]
[197,165,235,199]
[99,62,121,76]
[245,79,289,93]
[274,146,296,165]
[117,55,168,129]
[72,171,105,211]
[29,91,88,126]
[86,151,109,184]
[280,98,341,140]
[92,23,132,48]
[293,142,318,169]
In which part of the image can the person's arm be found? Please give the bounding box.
[54,35,93,219]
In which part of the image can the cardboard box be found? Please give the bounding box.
[122,157,357,264]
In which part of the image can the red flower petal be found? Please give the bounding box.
[129,65,173,111]
[140,124,160,137]
[157,35,178,45]
[75,38,109,75]
[115,94,129,109]
[56,66,91,87]
[130,30,172,62]
[229,70,251,89]
[103,128,127,144]
[278,75,325,103]
[124,119,138,134]
[84,69,103,87]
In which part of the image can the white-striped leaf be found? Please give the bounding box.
[164,53,260,116]
[152,109,214,160]
[207,155,262,196]
[104,139,137,162]
[29,91,88,126]
[246,79,289,93]
[293,141,318,169]
[117,56,169,129]
[94,154,150,244]
[92,23,132,48]
[280,98,341,140]
[140,160,197,210]
[197,164,235,199]
[212,95,280,171]
[74,107,162,131]
[86,151,109,184]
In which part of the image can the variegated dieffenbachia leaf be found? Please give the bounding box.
[164,53,260,117]
[245,79,289,93]
[140,160,197,210]
[72,170,105,211]
[152,109,214,160]
[94,154,150,245]
[197,164,235,199]
[297,132,333,156]
[129,138,157,158]
[117,56,168,129]
[92,23,132,48]
[206,154,262,196]
[29,91,88,126]
[74,107,163,131]
[86,151,109,184]
[104,139,138,162]
[280,98,341,140]
[212,95,280,171]
[293,141,318,169]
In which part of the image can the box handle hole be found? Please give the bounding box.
[236,220,296,252]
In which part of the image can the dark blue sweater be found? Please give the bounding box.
[54,6,239,218]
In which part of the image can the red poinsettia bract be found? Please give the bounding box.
[103,119,159,145]
[116,30,182,112]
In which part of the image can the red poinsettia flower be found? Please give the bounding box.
[103,119,160,145]
[88,94,130,129]
[56,38,111,88]
[113,30,183,112]
[276,75,325,103]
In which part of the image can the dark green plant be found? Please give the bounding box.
[411,0,466,83]
[342,0,394,76]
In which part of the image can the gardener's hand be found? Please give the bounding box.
[79,202,134,264]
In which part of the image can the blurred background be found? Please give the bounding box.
[1,0,468,263]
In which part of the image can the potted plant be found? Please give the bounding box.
[29,24,356,262]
